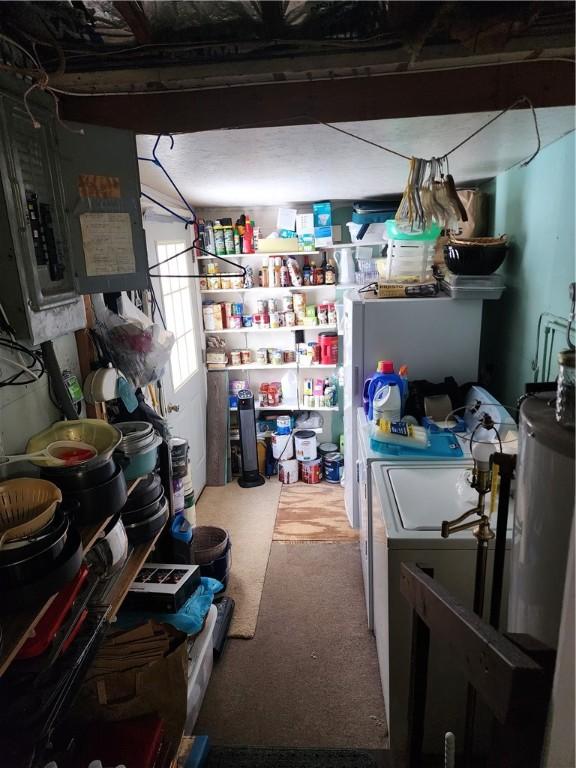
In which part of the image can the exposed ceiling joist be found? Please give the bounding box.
[61,59,575,134]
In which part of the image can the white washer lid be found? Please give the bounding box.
[388,466,481,530]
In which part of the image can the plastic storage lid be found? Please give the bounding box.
[385,220,441,241]
[377,361,394,373]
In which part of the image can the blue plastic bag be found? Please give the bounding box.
[118,577,224,635]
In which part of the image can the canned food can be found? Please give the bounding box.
[269,312,281,329]
[256,348,269,364]
[256,299,268,314]
[293,292,306,312]
[284,311,296,327]
[242,315,253,327]
[270,349,283,365]
[267,298,277,312]
[230,350,242,366]
[207,275,221,290]
[231,302,244,316]
[300,457,323,484]
[282,296,294,312]
[324,452,344,483]
[283,350,296,363]
[199,276,208,291]
[240,349,252,364]
[229,315,243,329]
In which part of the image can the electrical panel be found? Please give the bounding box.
[0,79,149,345]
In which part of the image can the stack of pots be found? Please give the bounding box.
[120,473,168,545]
[114,422,162,482]
[42,456,128,526]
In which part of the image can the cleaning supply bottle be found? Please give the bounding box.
[398,364,409,412]
[367,360,404,421]
[372,381,402,424]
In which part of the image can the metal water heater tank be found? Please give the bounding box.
[508,393,575,648]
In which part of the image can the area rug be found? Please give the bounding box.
[274,482,358,542]
[196,480,282,638]
[205,747,387,768]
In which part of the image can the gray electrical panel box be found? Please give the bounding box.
[0,78,148,345]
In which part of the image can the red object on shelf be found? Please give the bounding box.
[319,332,338,365]
[74,714,165,768]
[17,564,89,659]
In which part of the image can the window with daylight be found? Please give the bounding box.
[156,241,198,389]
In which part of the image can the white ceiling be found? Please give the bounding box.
[137,106,574,207]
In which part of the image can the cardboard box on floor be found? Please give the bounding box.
[73,621,188,742]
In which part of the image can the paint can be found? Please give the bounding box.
[324,452,344,483]
[279,459,299,484]
[300,458,323,484]
[294,429,317,461]
[318,442,338,458]
[276,415,291,435]
[272,432,294,460]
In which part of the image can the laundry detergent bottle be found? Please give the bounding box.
[372,381,402,424]
[367,360,404,421]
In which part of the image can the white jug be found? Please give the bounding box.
[334,248,355,285]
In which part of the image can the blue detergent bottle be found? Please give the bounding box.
[366,360,405,421]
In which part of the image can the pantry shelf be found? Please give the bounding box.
[204,324,337,335]
[197,251,319,260]
[210,362,337,371]
[230,402,338,412]
[200,285,337,295]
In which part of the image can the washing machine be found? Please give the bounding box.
[357,385,515,631]
[371,459,514,754]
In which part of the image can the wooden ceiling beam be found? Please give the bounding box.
[112,2,152,45]
[60,59,575,134]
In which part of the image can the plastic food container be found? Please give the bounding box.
[319,332,338,365]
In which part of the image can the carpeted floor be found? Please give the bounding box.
[205,747,390,767]
[196,480,281,638]
[274,483,358,542]
[196,542,388,749]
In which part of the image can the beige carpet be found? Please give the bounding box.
[196,480,282,638]
[274,482,358,542]
[196,542,388,748]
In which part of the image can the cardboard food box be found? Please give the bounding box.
[124,564,201,613]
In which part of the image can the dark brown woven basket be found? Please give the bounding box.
[191,526,229,564]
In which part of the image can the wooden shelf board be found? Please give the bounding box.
[0,475,145,677]
[106,528,163,621]
[0,594,57,676]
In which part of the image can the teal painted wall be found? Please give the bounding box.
[480,131,575,407]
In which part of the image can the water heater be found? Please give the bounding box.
[237,390,264,488]
[508,393,575,647]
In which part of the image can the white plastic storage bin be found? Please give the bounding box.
[383,220,440,283]
[184,604,218,734]
[385,238,435,281]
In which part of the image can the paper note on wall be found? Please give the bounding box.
[80,212,135,276]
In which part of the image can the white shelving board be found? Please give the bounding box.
[215,363,337,371]
[197,251,320,260]
[200,285,336,295]
[204,324,337,335]
[230,402,338,412]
